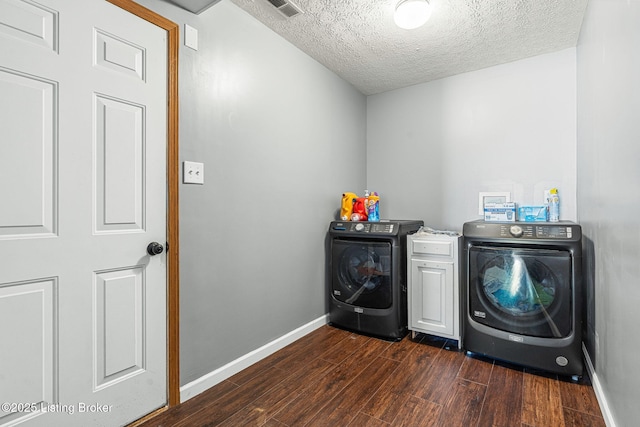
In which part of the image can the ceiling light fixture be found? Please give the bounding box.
[394,0,432,30]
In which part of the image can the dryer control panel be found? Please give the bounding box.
[329,220,424,237]
[331,222,395,234]
[534,225,575,239]
[502,224,575,239]
[463,220,581,241]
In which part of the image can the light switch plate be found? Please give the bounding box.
[184,24,198,50]
[183,161,204,184]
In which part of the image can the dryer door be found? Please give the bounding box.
[331,239,392,309]
[468,245,573,338]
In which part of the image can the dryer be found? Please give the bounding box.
[462,220,584,377]
[328,220,423,341]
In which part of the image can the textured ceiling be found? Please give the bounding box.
[229,0,588,95]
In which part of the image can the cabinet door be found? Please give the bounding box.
[410,259,454,336]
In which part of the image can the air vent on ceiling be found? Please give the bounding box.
[266,0,304,18]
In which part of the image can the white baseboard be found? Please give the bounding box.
[583,343,616,427]
[180,314,328,403]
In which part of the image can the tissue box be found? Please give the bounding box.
[484,202,516,222]
[518,205,548,222]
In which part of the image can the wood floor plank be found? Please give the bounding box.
[562,407,607,427]
[390,395,442,427]
[360,340,442,423]
[137,380,239,427]
[272,337,391,426]
[262,326,341,372]
[226,326,339,386]
[262,419,288,427]
[304,357,401,426]
[318,331,374,364]
[271,326,354,373]
[522,371,565,427]
[348,412,391,427]
[437,378,487,427]
[216,381,299,427]
[413,348,465,405]
[172,366,292,427]
[359,376,412,424]
[477,362,524,427]
[217,357,336,426]
[458,354,494,385]
[379,333,419,362]
[225,355,282,387]
[558,378,602,417]
[216,382,299,427]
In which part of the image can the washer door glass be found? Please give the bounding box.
[332,240,392,309]
[468,245,572,338]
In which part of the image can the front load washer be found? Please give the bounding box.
[462,220,584,377]
[328,220,423,341]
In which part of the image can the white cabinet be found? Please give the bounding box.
[408,233,461,347]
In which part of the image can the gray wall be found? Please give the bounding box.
[138,0,366,385]
[367,49,578,231]
[577,0,640,425]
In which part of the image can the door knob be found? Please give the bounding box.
[147,242,164,256]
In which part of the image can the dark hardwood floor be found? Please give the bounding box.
[139,325,605,427]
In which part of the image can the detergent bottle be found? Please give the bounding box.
[340,192,357,221]
[367,192,380,222]
[548,188,560,222]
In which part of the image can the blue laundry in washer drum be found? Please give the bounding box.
[482,256,555,315]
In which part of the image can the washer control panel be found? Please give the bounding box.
[535,225,574,239]
[463,221,580,240]
[500,224,575,239]
[502,224,534,238]
[332,222,396,234]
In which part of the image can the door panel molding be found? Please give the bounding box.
[0,67,58,238]
[0,277,57,425]
[94,266,145,390]
[0,0,59,52]
[94,28,146,80]
[106,0,180,408]
[94,93,146,233]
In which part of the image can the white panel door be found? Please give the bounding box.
[0,0,167,425]
[410,259,454,336]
